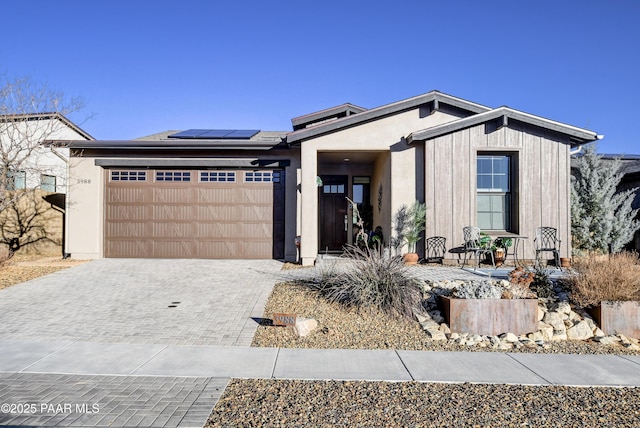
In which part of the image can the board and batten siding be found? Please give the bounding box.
[424,122,572,262]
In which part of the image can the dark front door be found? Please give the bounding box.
[319,175,348,251]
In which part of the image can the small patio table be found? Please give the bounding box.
[496,235,528,267]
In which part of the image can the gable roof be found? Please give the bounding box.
[291,103,367,130]
[406,106,601,145]
[0,112,94,140]
[286,91,491,144]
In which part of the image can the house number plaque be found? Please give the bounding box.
[273,313,297,326]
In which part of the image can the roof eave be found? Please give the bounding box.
[286,91,492,144]
[46,140,281,151]
[406,107,600,145]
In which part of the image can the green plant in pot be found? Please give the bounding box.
[395,201,427,264]
[491,237,513,266]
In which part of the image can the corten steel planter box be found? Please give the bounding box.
[589,301,640,338]
[440,296,538,336]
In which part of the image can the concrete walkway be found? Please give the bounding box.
[0,259,638,427]
[2,340,640,387]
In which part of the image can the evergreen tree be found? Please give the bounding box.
[571,144,640,253]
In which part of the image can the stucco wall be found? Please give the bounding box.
[66,156,104,259]
[298,108,461,265]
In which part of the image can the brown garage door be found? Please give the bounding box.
[104,169,284,259]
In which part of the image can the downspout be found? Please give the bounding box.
[49,146,69,258]
[49,146,68,164]
[47,203,68,259]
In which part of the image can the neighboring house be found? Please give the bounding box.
[53,91,600,264]
[1,113,94,193]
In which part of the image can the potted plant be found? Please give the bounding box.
[402,201,427,265]
[391,202,427,264]
[491,237,513,266]
[567,252,640,338]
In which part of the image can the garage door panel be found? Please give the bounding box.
[152,222,194,238]
[153,240,196,258]
[196,222,239,239]
[198,241,238,258]
[197,205,235,221]
[242,206,273,221]
[153,187,198,204]
[198,188,238,203]
[106,240,151,258]
[105,169,285,259]
[106,222,147,237]
[106,205,148,221]
[152,205,195,221]
[107,188,148,203]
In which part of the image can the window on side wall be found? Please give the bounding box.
[7,170,26,190]
[477,154,512,231]
[41,174,56,192]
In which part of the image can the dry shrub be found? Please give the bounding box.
[300,245,423,320]
[568,251,640,307]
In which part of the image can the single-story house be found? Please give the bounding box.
[52,91,601,264]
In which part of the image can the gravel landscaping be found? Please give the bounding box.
[206,379,640,427]
[209,272,640,427]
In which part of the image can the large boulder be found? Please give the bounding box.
[566,320,594,341]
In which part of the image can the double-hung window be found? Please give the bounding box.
[477,154,511,231]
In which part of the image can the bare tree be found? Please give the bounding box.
[0,75,84,257]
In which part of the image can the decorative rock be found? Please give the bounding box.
[618,334,632,346]
[594,336,619,346]
[501,332,519,343]
[583,317,597,331]
[566,320,594,341]
[538,322,554,341]
[537,307,545,322]
[414,312,429,324]
[529,331,544,342]
[593,327,605,338]
[293,317,318,337]
[439,323,451,334]
[551,330,568,341]
[425,328,447,341]
[420,319,441,331]
[555,301,572,315]
[543,312,565,332]
[450,332,460,340]
[498,342,513,350]
[568,311,582,321]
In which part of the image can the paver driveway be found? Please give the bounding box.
[0,258,283,346]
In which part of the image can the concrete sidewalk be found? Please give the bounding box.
[2,339,640,388]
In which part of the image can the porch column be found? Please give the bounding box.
[300,145,319,266]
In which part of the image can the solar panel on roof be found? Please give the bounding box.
[167,129,209,138]
[167,129,261,140]
[224,129,260,139]
[198,129,235,139]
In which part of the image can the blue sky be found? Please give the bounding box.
[2,1,638,154]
